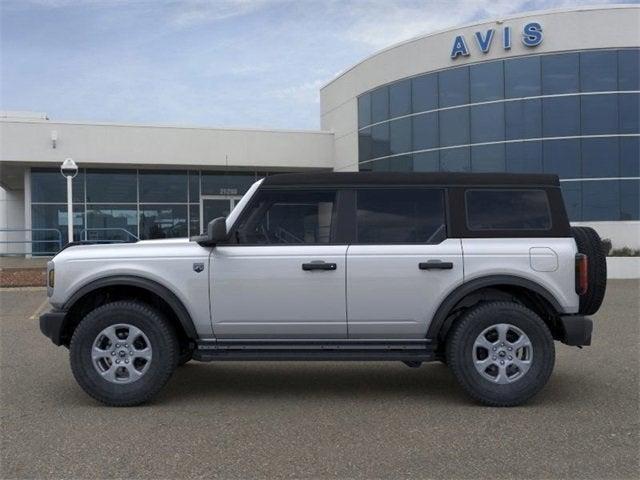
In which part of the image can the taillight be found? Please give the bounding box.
[575,253,588,295]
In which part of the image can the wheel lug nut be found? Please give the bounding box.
[508,347,513,351]
[492,355,497,360]
[125,344,128,348]
[492,347,497,351]
[115,359,120,364]
[125,359,129,364]
[500,360,505,365]
[111,351,115,356]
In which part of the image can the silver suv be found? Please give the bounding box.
[40,172,607,407]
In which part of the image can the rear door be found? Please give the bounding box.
[346,188,463,338]
[210,188,348,338]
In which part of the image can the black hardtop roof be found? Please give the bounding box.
[262,172,560,187]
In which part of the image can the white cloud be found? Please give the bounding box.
[168,0,282,28]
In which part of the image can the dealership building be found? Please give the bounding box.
[1,5,638,255]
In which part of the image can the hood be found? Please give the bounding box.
[53,237,208,262]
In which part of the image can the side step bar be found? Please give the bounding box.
[193,339,436,362]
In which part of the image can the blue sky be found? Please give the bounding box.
[1,0,634,129]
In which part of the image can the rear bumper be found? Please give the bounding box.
[39,310,68,346]
[558,315,593,346]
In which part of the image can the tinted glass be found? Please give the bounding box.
[618,49,640,90]
[140,171,187,203]
[619,93,640,134]
[86,169,136,203]
[561,182,582,221]
[189,205,200,236]
[201,172,256,196]
[506,142,543,173]
[31,169,84,203]
[358,94,372,128]
[440,147,470,172]
[543,139,580,179]
[505,56,540,98]
[620,137,640,177]
[470,61,504,102]
[542,96,580,137]
[471,144,505,172]
[86,205,138,241]
[620,179,640,220]
[371,123,390,158]
[387,155,413,172]
[371,87,389,123]
[389,117,411,155]
[439,108,469,147]
[413,151,439,172]
[582,181,619,221]
[581,51,617,92]
[356,189,446,243]
[439,67,469,107]
[505,99,541,140]
[188,171,200,203]
[542,53,579,94]
[466,190,551,230]
[581,94,618,135]
[359,128,373,162]
[412,74,438,112]
[139,205,188,239]
[470,103,504,143]
[389,79,411,117]
[31,204,84,249]
[412,112,438,151]
[581,138,619,178]
[235,190,336,244]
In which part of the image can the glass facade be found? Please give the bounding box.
[30,168,276,253]
[357,48,640,222]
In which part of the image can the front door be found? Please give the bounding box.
[210,188,347,339]
[200,195,242,233]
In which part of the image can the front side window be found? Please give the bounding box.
[356,189,446,244]
[466,189,551,230]
[234,190,336,245]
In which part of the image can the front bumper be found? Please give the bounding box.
[558,315,593,346]
[39,310,68,346]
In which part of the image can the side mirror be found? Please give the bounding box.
[207,217,228,244]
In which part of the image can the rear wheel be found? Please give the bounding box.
[571,226,607,315]
[70,301,178,406]
[446,301,555,407]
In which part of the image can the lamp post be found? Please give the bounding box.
[60,158,78,244]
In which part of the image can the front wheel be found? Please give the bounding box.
[446,301,555,407]
[70,301,178,406]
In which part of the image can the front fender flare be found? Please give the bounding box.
[63,275,198,339]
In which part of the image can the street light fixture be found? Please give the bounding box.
[60,158,78,244]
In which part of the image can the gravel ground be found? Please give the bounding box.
[1,280,638,479]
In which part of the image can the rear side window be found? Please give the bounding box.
[356,188,446,243]
[466,189,551,230]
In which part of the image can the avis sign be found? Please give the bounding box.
[450,22,543,59]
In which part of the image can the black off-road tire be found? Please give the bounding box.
[70,301,179,407]
[571,226,607,315]
[446,301,555,407]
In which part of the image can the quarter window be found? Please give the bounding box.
[234,190,337,245]
[356,189,446,244]
[466,190,551,230]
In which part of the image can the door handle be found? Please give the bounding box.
[419,260,454,270]
[302,261,337,271]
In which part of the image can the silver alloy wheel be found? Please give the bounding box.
[91,324,152,384]
[472,323,533,384]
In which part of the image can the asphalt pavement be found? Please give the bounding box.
[1,281,638,479]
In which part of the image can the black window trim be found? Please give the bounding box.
[464,188,553,232]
